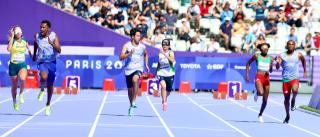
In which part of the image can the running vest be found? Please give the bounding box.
[280,52,300,81]
[157,50,175,77]
[36,32,59,62]
[124,41,146,75]
[10,39,28,64]
[256,54,271,72]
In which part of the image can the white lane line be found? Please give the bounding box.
[0,89,31,104]
[0,94,65,137]
[145,94,175,137]
[88,92,109,137]
[229,99,320,137]
[183,94,251,137]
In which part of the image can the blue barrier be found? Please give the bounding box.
[0,54,256,91]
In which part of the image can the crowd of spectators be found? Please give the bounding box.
[44,0,320,55]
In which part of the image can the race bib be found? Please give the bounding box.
[13,53,25,62]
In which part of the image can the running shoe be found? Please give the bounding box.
[283,116,290,124]
[38,91,44,102]
[128,106,133,117]
[45,105,51,116]
[19,94,24,104]
[162,103,167,112]
[13,103,19,111]
[132,102,137,108]
[258,115,264,123]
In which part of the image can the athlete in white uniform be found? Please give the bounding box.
[120,28,149,116]
[157,39,175,111]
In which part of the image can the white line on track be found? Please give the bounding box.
[0,94,65,137]
[229,99,320,137]
[145,93,175,137]
[88,92,109,137]
[183,94,251,137]
[0,89,31,104]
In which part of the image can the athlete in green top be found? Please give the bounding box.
[7,26,32,111]
[246,43,274,123]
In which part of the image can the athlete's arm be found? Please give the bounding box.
[26,42,32,58]
[168,51,175,64]
[7,29,14,52]
[245,54,258,81]
[119,44,131,61]
[33,34,38,62]
[144,48,150,72]
[276,55,282,70]
[298,52,307,78]
[269,56,274,73]
[49,35,61,53]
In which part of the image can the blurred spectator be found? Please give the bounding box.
[254,34,266,48]
[187,0,201,29]
[72,0,89,16]
[124,16,136,35]
[245,0,257,9]
[252,20,265,37]
[287,27,298,43]
[267,3,279,21]
[88,0,102,16]
[164,8,178,35]
[219,17,233,50]
[151,27,166,48]
[231,13,246,52]
[265,18,277,37]
[267,0,280,12]
[287,7,303,27]
[254,0,266,21]
[243,25,256,53]
[178,18,191,41]
[199,0,212,17]
[301,33,315,55]
[314,31,320,52]
[113,10,126,34]
[220,2,234,23]
[207,34,221,52]
[137,17,149,39]
[102,14,115,29]
[142,0,151,17]
[190,37,202,52]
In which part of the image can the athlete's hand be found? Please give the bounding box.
[276,56,281,63]
[10,28,14,38]
[245,75,250,82]
[129,48,135,55]
[146,66,150,73]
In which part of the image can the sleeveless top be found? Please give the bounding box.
[256,54,271,72]
[280,52,300,81]
[124,41,146,75]
[36,32,59,62]
[10,39,28,64]
[157,50,175,77]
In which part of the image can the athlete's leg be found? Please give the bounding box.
[18,68,27,104]
[259,85,270,116]
[291,80,299,111]
[10,76,18,104]
[38,71,48,101]
[254,81,264,102]
[132,74,140,107]
[160,79,167,104]
[283,82,291,123]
